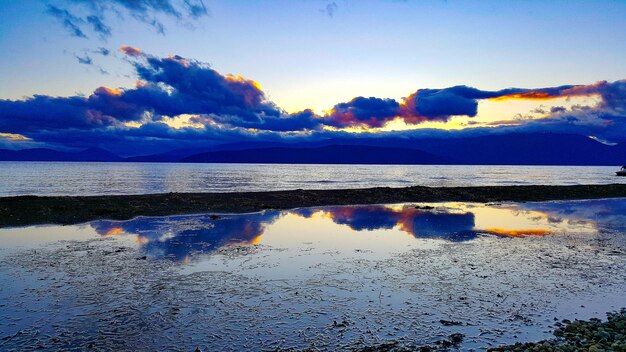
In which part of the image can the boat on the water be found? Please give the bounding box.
[617,166,626,176]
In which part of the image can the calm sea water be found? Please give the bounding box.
[0,161,625,196]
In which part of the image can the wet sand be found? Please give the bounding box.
[1,184,626,227]
[1,200,625,350]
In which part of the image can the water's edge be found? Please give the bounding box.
[2,184,626,228]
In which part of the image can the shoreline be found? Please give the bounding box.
[1,184,626,228]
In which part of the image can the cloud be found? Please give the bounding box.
[0,133,31,142]
[1,48,625,154]
[594,80,626,111]
[75,53,93,65]
[206,109,322,132]
[86,15,112,38]
[319,84,593,128]
[0,49,315,152]
[94,47,111,56]
[46,0,209,40]
[183,0,210,19]
[0,95,113,135]
[404,87,482,120]
[119,45,142,57]
[321,2,339,18]
[325,97,401,128]
[46,5,87,38]
[316,83,611,130]
[122,50,283,121]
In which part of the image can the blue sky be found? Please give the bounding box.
[1,0,626,154]
[3,1,626,110]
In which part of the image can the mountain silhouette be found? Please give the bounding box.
[1,133,625,165]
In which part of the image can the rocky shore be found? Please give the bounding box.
[352,310,626,351]
[1,184,626,227]
[488,309,626,352]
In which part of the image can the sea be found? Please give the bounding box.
[0,161,625,196]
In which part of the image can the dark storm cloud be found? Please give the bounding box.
[46,0,208,39]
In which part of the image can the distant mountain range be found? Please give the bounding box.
[1,133,625,166]
[0,147,122,162]
[182,145,447,164]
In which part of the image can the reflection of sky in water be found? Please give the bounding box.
[91,211,281,261]
[518,198,626,232]
[0,199,625,351]
[85,199,615,262]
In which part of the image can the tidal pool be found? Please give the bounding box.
[0,199,625,351]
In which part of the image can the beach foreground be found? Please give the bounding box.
[1,184,626,227]
[1,200,625,350]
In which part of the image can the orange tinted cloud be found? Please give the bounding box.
[490,91,556,101]
[489,82,609,102]
[94,86,122,97]
[119,45,142,57]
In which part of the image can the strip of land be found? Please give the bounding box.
[1,184,625,228]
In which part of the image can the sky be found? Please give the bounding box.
[1,0,626,155]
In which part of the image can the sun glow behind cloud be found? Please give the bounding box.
[1,43,624,154]
[319,93,604,133]
[120,90,604,135]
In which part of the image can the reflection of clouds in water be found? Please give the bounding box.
[518,198,626,232]
[464,203,597,236]
[301,206,400,231]
[89,199,621,261]
[296,205,477,241]
[91,211,281,260]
